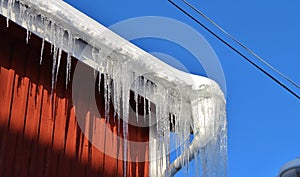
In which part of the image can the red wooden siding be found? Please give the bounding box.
[0,16,149,177]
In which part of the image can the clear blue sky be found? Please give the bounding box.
[64,0,300,176]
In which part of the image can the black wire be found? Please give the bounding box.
[168,0,300,100]
[182,0,300,90]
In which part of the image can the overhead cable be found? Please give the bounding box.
[168,0,300,99]
[181,0,300,90]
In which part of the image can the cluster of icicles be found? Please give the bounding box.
[0,0,227,176]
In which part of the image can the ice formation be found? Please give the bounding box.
[0,0,227,176]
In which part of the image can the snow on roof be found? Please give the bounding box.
[0,0,227,176]
[0,0,224,98]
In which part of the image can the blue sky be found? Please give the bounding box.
[64,0,300,176]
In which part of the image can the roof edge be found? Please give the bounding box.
[0,0,225,101]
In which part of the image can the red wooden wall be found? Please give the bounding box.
[0,16,149,177]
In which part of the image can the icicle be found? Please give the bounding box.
[25,12,35,44]
[147,81,152,127]
[154,84,160,140]
[134,75,139,122]
[66,33,75,88]
[18,3,25,21]
[6,0,13,27]
[26,29,30,44]
[67,53,72,83]
[40,16,49,65]
[40,38,45,64]
[123,115,128,177]
[50,21,58,92]
[123,140,128,177]
[54,28,64,88]
[55,48,62,84]
[112,61,122,134]
[55,45,62,86]
[114,75,119,125]
[51,46,58,92]
[107,74,111,122]
[50,43,53,55]
[104,73,108,121]
[50,22,55,54]
[98,71,101,94]
[92,47,99,78]
[143,77,147,122]
[120,63,132,177]
[104,59,112,123]
[155,83,169,177]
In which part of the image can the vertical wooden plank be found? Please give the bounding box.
[49,54,68,177]
[2,43,29,177]
[0,67,15,129]
[81,113,91,166]
[117,119,124,177]
[67,91,85,177]
[137,107,149,177]
[62,105,77,177]
[112,125,120,177]
[72,61,94,177]
[71,158,85,177]
[55,105,72,177]
[0,36,15,176]
[144,142,149,177]
[51,98,67,176]
[103,121,118,177]
[80,111,92,177]
[34,42,55,177]
[86,115,102,177]
[88,117,103,177]
[70,127,85,177]
[136,126,149,177]
[92,117,106,177]
[39,83,55,177]
[10,61,30,177]
[7,42,29,134]
[78,112,90,177]
[128,124,137,177]
[26,80,43,177]
[1,129,17,177]
[57,59,77,177]
[18,42,43,177]
[0,38,14,129]
[48,97,65,177]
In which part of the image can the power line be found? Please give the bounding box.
[181,0,300,90]
[168,0,300,100]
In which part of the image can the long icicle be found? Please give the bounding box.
[143,77,147,122]
[66,31,73,88]
[104,73,108,121]
[51,46,58,92]
[6,0,14,27]
[40,38,45,64]
[134,75,139,123]
[54,28,64,87]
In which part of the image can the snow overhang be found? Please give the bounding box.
[0,0,225,102]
